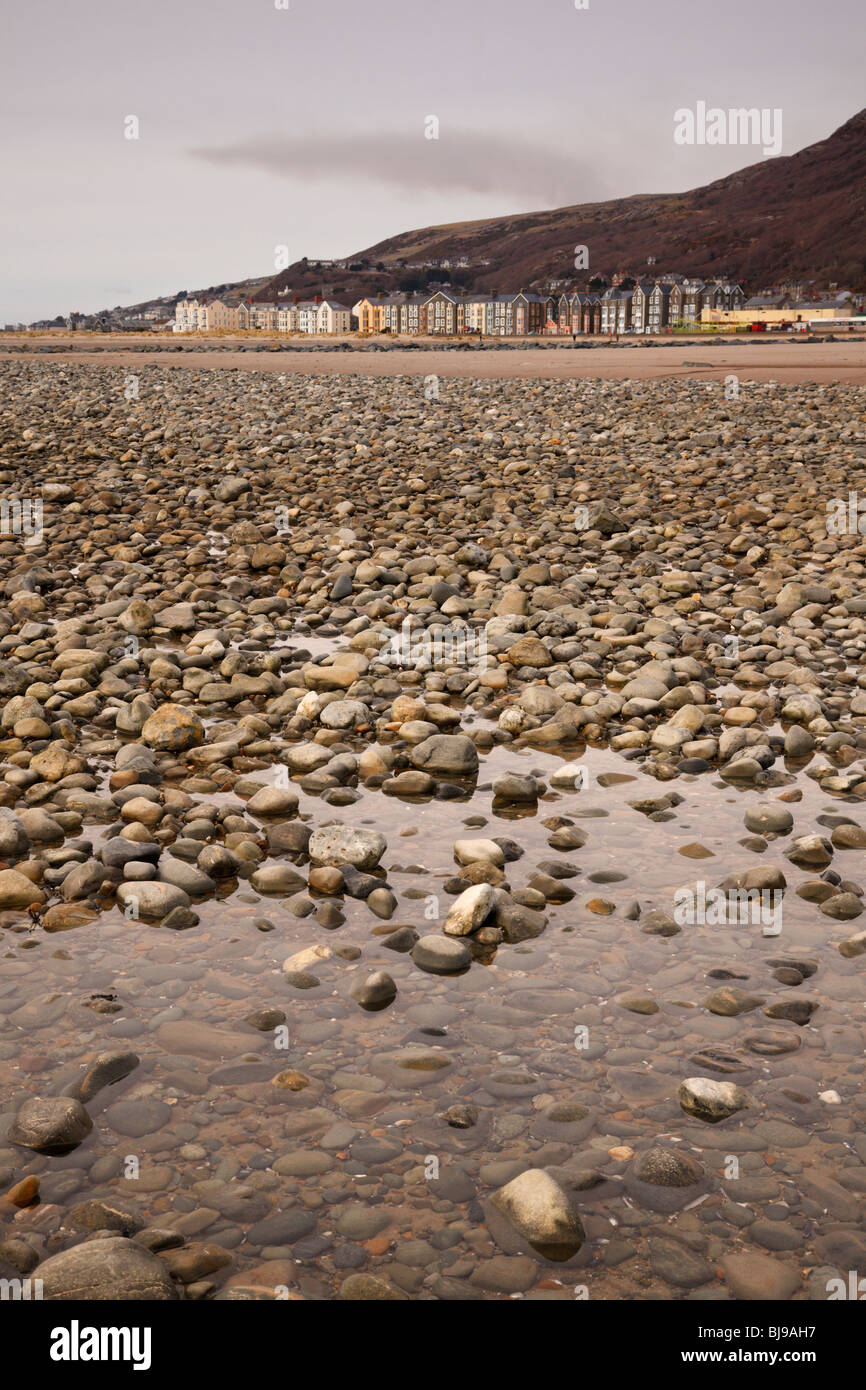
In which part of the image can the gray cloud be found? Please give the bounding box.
[190,129,612,205]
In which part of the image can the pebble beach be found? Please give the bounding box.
[1,358,866,1301]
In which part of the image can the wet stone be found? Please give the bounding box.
[103,1099,172,1138]
[5,365,866,1303]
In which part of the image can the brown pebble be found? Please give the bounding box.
[4,1175,40,1207]
[272,1070,310,1091]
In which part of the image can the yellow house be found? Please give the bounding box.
[703,303,852,327]
[352,297,387,333]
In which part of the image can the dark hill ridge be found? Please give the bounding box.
[257,108,866,303]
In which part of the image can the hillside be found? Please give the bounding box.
[257,108,866,303]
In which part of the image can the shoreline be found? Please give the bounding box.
[3,339,866,383]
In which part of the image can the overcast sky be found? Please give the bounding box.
[2,0,864,322]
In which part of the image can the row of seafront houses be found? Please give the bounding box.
[174,296,353,335]
[174,277,859,337]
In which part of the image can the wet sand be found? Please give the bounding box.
[3,338,866,384]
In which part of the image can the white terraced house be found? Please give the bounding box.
[295,301,319,334]
[600,289,632,334]
[173,298,208,331]
[630,280,655,334]
[249,303,279,331]
[275,300,350,333]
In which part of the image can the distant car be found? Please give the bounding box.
[750,322,767,332]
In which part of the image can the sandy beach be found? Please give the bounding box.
[3,338,866,384]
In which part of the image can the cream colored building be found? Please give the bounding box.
[173,298,208,331]
[173,295,352,335]
[316,300,351,333]
[703,303,852,327]
[249,303,280,330]
[204,300,238,331]
[464,297,489,333]
[174,297,241,331]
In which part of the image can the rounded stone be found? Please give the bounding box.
[34,1236,179,1300]
[349,971,397,1010]
[308,825,386,870]
[8,1096,93,1153]
[491,1168,584,1261]
[0,868,45,909]
[116,882,191,919]
[141,703,205,753]
[678,1077,752,1123]
[743,802,794,835]
[411,934,471,974]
